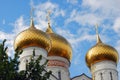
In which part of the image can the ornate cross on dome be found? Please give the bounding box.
[30,7,35,29]
[95,24,99,35]
[95,24,102,43]
[46,10,51,25]
[46,10,53,33]
[30,7,34,19]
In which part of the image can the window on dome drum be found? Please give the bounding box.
[100,73,103,80]
[58,71,61,80]
[110,72,113,80]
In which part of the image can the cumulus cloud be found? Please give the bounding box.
[0,16,29,56]
[55,27,95,47]
[65,9,102,26]
[0,31,14,56]
[35,1,65,17]
[113,18,120,34]
[66,0,120,33]
[82,0,120,17]
[13,16,28,34]
[34,1,65,30]
[66,0,120,26]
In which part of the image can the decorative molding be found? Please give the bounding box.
[47,60,69,68]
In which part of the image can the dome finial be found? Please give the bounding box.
[47,10,51,25]
[46,10,53,33]
[95,24,102,43]
[30,6,35,29]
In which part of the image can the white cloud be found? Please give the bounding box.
[55,27,94,44]
[0,31,14,56]
[66,0,120,35]
[35,1,61,17]
[113,18,120,34]
[34,1,65,31]
[12,16,28,34]
[65,9,103,26]
[0,16,29,57]
[82,0,120,16]
[0,31,8,41]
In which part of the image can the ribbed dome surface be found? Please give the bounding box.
[86,35,119,68]
[46,24,72,61]
[14,19,51,52]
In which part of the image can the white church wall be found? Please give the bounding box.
[47,56,70,80]
[91,60,118,80]
[19,47,47,71]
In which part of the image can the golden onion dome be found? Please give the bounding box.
[14,18,51,52]
[46,23,72,61]
[86,34,119,68]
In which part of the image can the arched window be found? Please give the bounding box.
[110,72,113,80]
[100,73,103,80]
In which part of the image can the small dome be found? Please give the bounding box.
[14,19,51,52]
[46,24,72,61]
[86,35,119,68]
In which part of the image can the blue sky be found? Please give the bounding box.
[0,0,120,78]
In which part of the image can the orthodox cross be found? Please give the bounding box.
[95,24,99,35]
[30,7,34,19]
[46,10,51,24]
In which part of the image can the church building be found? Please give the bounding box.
[13,12,119,80]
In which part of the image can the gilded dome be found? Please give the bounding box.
[46,24,72,61]
[86,35,119,68]
[14,19,51,52]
